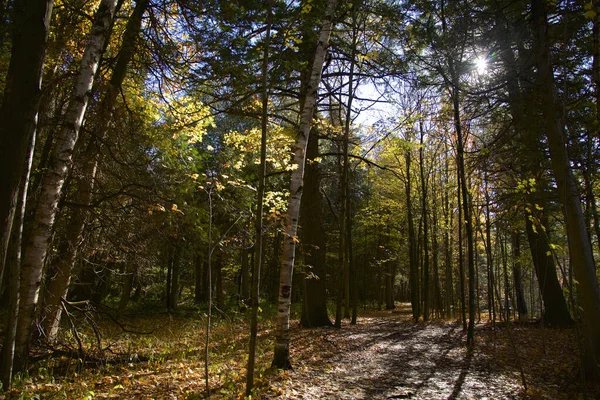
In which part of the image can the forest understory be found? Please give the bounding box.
[1,303,595,400]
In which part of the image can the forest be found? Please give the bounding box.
[1,0,600,398]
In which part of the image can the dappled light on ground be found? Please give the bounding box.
[4,305,596,399]
[264,305,594,400]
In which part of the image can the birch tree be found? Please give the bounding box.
[40,0,149,343]
[13,0,119,372]
[272,0,338,369]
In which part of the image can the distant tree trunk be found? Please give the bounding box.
[406,136,419,321]
[272,0,337,369]
[443,148,453,318]
[0,0,53,282]
[349,213,358,324]
[457,167,467,330]
[532,0,600,379]
[119,264,134,311]
[194,252,205,304]
[419,121,430,321]
[512,232,528,320]
[169,248,180,311]
[385,264,395,310]
[525,212,572,326]
[92,264,112,305]
[484,172,496,322]
[432,188,442,318]
[240,246,250,302]
[299,131,331,328]
[166,248,173,309]
[216,256,224,311]
[13,0,118,373]
[450,65,475,345]
[39,0,147,343]
[501,234,510,322]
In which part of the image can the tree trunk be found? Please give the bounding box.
[119,264,134,311]
[215,256,224,311]
[272,0,337,369]
[525,213,572,326]
[532,0,600,379]
[450,63,475,346]
[299,131,331,328]
[246,7,270,393]
[0,130,35,390]
[240,246,250,303]
[194,252,204,304]
[13,0,118,373]
[341,4,358,321]
[484,172,496,322]
[512,232,528,320]
[169,248,180,311]
[0,0,53,281]
[406,136,419,321]
[39,0,147,342]
[443,147,453,318]
[419,121,430,321]
[457,163,467,330]
[432,186,442,318]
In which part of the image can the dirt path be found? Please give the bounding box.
[262,305,589,400]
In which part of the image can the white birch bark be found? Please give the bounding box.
[272,0,338,369]
[13,0,118,372]
[41,0,148,343]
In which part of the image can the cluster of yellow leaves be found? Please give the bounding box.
[264,190,289,222]
[166,97,214,144]
[584,3,597,20]
[224,126,295,171]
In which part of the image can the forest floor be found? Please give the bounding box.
[2,303,598,399]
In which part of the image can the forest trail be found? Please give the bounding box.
[5,305,594,399]
[263,304,589,400]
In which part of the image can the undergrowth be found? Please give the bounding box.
[1,300,295,399]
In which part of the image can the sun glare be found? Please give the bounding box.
[475,56,488,74]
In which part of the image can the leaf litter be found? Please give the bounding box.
[3,304,598,399]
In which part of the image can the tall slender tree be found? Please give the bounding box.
[272,0,338,369]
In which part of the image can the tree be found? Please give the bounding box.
[532,0,600,379]
[13,0,119,372]
[40,0,149,342]
[272,0,338,369]
[0,0,53,289]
